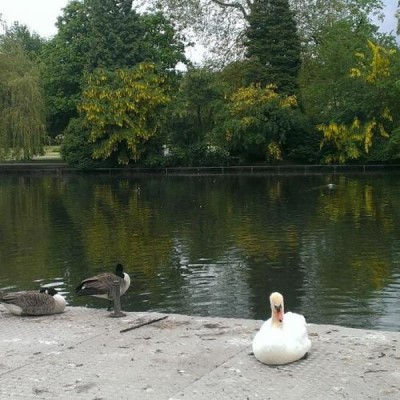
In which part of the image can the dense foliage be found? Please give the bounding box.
[0,32,46,160]
[79,63,170,164]
[1,0,399,165]
[245,0,301,94]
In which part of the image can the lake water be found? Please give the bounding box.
[1,172,400,331]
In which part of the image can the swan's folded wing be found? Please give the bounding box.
[284,312,307,328]
[284,312,312,351]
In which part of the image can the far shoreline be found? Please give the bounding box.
[2,162,400,176]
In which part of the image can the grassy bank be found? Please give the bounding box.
[32,146,62,161]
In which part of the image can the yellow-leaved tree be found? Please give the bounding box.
[79,63,170,165]
[225,84,298,162]
[318,40,396,164]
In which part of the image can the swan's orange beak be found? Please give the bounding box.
[275,304,284,323]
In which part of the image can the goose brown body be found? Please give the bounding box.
[0,288,66,316]
[75,263,130,309]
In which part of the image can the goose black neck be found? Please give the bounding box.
[115,263,124,278]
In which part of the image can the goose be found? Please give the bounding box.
[75,263,130,310]
[252,292,311,365]
[0,288,66,316]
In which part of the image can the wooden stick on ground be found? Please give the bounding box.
[120,315,168,333]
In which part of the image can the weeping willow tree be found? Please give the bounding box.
[0,42,45,160]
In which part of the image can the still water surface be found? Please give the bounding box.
[1,173,400,331]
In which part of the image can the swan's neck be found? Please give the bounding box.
[271,315,283,328]
[271,306,284,327]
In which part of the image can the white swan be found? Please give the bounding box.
[75,263,130,310]
[0,288,66,316]
[252,292,311,365]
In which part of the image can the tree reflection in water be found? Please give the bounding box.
[1,173,400,331]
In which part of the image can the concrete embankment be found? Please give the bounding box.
[2,162,400,176]
[0,307,399,399]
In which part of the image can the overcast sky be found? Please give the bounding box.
[0,0,398,39]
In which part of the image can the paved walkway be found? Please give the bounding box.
[0,306,399,399]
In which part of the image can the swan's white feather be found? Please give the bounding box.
[252,295,311,365]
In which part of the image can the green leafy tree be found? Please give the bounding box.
[41,0,187,137]
[40,0,90,137]
[318,41,398,163]
[244,0,301,94]
[0,22,46,61]
[139,12,187,71]
[79,63,170,164]
[221,83,298,162]
[157,67,230,166]
[160,59,317,166]
[292,0,384,53]
[61,118,104,170]
[167,68,217,145]
[300,19,399,164]
[83,0,145,70]
[0,41,45,160]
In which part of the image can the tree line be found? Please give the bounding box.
[0,0,399,169]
